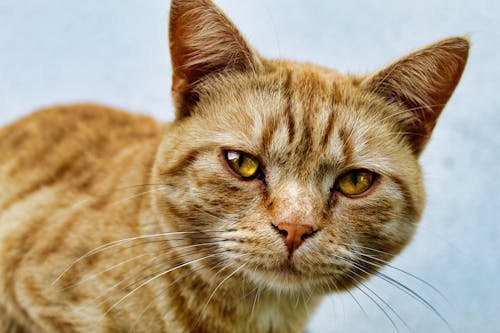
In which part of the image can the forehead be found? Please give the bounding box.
[199,64,402,177]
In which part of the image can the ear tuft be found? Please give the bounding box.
[362,37,470,155]
[169,0,260,119]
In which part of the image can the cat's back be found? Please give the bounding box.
[0,105,165,332]
[0,104,162,210]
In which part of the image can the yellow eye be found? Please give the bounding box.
[225,150,261,179]
[337,170,375,197]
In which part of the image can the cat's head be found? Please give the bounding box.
[152,0,468,293]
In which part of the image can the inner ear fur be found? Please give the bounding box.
[361,37,469,155]
[169,0,261,119]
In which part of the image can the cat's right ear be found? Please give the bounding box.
[169,0,261,119]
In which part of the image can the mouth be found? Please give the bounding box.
[267,260,304,276]
[235,252,355,290]
[244,258,318,286]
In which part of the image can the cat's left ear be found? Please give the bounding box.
[169,0,261,119]
[361,37,469,155]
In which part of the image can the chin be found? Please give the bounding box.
[240,260,354,295]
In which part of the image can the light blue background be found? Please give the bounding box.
[1,1,499,332]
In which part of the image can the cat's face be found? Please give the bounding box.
[151,0,468,294]
[153,62,424,293]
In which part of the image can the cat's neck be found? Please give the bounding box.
[158,260,322,333]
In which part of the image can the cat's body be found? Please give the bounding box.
[0,106,163,332]
[0,0,468,332]
[0,103,321,333]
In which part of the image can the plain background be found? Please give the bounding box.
[1,1,499,332]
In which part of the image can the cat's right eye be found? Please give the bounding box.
[224,150,261,180]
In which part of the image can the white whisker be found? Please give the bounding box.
[204,262,247,310]
[52,229,229,285]
[103,251,226,316]
[59,253,150,290]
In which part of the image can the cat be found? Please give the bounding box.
[0,0,469,332]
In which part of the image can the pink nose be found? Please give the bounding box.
[274,222,314,256]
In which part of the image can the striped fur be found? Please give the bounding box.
[0,0,468,332]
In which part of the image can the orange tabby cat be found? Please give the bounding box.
[0,0,468,332]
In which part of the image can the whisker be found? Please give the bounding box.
[132,264,207,331]
[103,251,227,316]
[130,300,156,330]
[102,238,229,289]
[85,245,223,309]
[124,236,230,250]
[204,262,247,310]
[351,280,401,333]
[250,284,262,320]
[205,257,241,284]
[52,229,231,285]
[93,242,226,304]
[299,292,308,317]
[337,253,453,332]
[374,270,453,332]
[344,243,396,259]
[348,248,448,302]
[355,272,413,332]
[334,255,412,332]
[242,285,259,299]
[59,252,150,291]
[345,287,369,318]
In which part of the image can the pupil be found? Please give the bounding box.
[353,172,360,185]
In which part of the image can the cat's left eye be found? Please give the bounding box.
[224,150,261,180]
[336,169,376,197]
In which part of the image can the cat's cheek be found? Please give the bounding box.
[379,217,418,252]
[325,175,421,259]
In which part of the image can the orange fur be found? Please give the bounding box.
[0,0,468,332]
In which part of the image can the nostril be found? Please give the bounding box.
[302,228,317,240]
[273,224,288,237]
[301,232,312,241]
